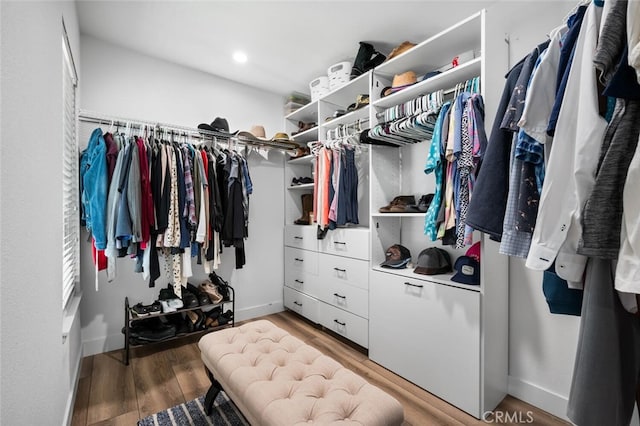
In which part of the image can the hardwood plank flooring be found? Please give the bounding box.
[72,310,571,426]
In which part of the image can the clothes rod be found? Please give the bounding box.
[78,110,298,151]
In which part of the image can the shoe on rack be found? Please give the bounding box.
[404,194,434,213]
[159,284,178,300]
[218,310,234,326]
[131,303,149,317]
[147,301,162,315]
[294,193,314,225]
[167,298,184,310]
[208,273,231,302]
[181,287,199,308]
[187,282,211,305]
[199,280,223,304]
[160,300,176,313]
[186,310,205,330]
[297,177,314,184]
[379,195,416,213]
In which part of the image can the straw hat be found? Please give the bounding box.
[385,41,417,62]
[382,71,417,97]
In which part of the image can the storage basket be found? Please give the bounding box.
[328,61,351,91]
[309,76,330,101]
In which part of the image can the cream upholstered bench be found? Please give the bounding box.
[198,319,404,425]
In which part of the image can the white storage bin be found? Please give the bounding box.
[309,76,330,101]
[327,61,351,91]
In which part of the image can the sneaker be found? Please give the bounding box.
[187,282,211,305]
[131,303,149,317]
[167,298,184,310]
[160,300,176,313]
[181,288,199,308]
[147,301,162,314]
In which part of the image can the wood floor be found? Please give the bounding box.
[71,311,570,426]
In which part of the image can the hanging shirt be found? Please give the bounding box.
[526,3,605,285]
[424,102,450,241]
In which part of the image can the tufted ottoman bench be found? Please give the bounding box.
[198,319,404,425]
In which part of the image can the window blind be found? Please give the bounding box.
[62,25,79,309]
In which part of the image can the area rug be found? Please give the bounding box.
[137,391,249,426]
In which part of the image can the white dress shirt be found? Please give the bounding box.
[526,3,606,287]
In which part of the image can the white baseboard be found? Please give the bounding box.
[62,346,83,426]
[81,301,284,356]
[507,376,570,421]
[234,300,284,322]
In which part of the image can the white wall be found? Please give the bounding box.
[78,35,286,355]
[0,1,82,425]
[485,3,581,420]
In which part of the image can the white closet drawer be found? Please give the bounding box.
[284,225,318,251]
[284,287,319,324]
[284,247,318,275]
[284,269,321,299]
[319,253,369,291]
[319,228,369,260]
[369,270,480,415]
[319,303,369,348]
[317,281,369,319]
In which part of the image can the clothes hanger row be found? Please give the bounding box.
[78,112,297,152]
[375,76,480,124]
[325,118,369,141]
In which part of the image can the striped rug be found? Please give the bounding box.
[137,392,249,426]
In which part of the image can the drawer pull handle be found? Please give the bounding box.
[294,236,303,240]
[333,267,346,272]
[294,279,304,284]
[404,282,424,288]
[294,258,304,262]
[334,241,346,245]
[293,301,302,307]
[333,293,346,299]
[334,319,346,326]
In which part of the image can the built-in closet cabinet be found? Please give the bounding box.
[283,9,507,419]
[283,72,372,348]
[368,10,508,418]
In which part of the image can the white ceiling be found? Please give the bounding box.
[76,0,568,97]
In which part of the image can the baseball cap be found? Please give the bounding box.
[380,244,411,269]
[413,247,452,275]
[451,256,480,285]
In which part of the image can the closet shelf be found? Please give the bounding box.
[291,126,318,143]
[322,106,370,131]
[372,58,482,109]
[285,101,318,122]
[288,154,315,165]
[371,266,480,293]
[371,212,426,218]
[320,71,371,109]
[288,183,314,190]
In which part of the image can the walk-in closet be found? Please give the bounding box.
[1,1,639,425]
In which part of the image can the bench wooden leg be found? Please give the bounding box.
[203,368,222,415]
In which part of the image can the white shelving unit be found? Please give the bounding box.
[366,9,508,419]
[282,9,507,419]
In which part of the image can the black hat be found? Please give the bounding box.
[413,247,452,275]
[380,244,411,269]
[197,117,235,135]
[451,256,480,285]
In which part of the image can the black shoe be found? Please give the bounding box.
[404,194,434,213]
[187,282,211,305]
[297,177,313,184]
[181,287,199,308]
[131,303,149,317]
[159,284,177,300]
[147,301,162,314]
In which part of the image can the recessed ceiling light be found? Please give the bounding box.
[233,51,248,64]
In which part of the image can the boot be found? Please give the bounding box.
[294,194,314,225]
[350,42,376,79]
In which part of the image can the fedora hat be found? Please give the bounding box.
[382,71,417,97]
[197,117,236,136]
[384,41,417,62]
[271,132,291,142]
[249,125,269,141]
